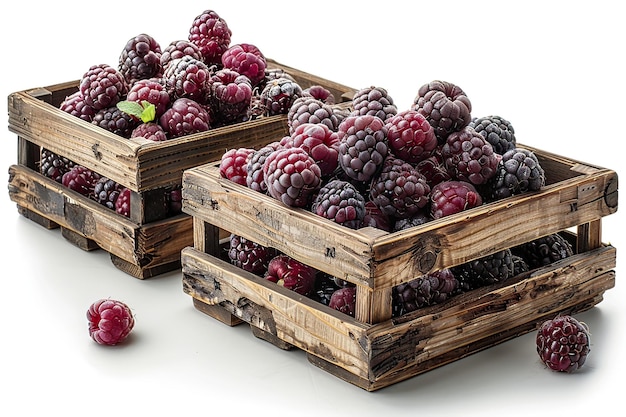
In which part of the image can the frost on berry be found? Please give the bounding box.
[87,299,135,346]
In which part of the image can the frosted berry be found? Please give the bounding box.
[221,43,266,87]
[337,115,388,183]
[80,64,128,111]
[263,147,322,208]
[159,97,211,138]
[311,179,366,229]
[328,286,357,317]
[260,77,304,116]
[265,254,317,296]
[303,85,335,105]
[87,299,134,346]
[208,67,253,126]
[188,9,232,65]
[246,142,282,193]
[350,86,398,122]
[442,126,499,186]
[228,234,277,276]
[118,33,162,85]
[536,315,590,373]
[385,109,437,164]
[163,56,212,103]
[430,180,483,219]
[160,39,203,71]
[219,147,255,186]
[287,96,341,134]
[469,115,516,155]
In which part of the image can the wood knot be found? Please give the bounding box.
[417,250,437,274]
[604,175,618,209]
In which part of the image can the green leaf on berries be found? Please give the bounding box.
[116,100,156,123]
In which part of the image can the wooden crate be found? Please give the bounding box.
[180,145,618,390]
[6,59,356,278]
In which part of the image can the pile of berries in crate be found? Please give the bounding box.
[218,80,576,318]
[40,9,325,220]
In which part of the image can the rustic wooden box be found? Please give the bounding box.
[7,59,356,278]
[180,145,618,390]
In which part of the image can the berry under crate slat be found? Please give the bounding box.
[7,59,357,278]
[180,144,617,390]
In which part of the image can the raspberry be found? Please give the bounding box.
[430,180,483,219]
[118,33,163,85]
[469,115,517,155]
[361,200,392,231]
[369,156,431,220]
[442,126,499,186]
[115,187,131,218]
[328,286,357,317]
[385,109,438,164]
[87,299,135,346]
[59,91,96,122]
[287,96,341,134]
[40,149,76,183]
[208,68,253,126]
[62,165,101,197]
[160,39,203,71]
[392,269,458,316]
[337,115,389,183]
[92,105,139,138]
[163,56,212,103]
[282,122,340,177]
[221,43,267,87]
[245,142,281,193]
[219,147,255,186]
[512,233,574,269]
[131,122,168,142]
[536,315,590,373]
[188,9,232,65]
[311,179,366,229]
[126,78,171,118]
[487,147,545,201]
[350,86,398,122]
[415,152,451,187]
[79,64,128,111]
[93,177,123,210]
[303,85,335,105]
[159,97,211,138]
[263,147,322,208]
[265,254,317,296]
[165,185,183,216]
[412,80,472,144]
[452,249,515,292]
[228,234,278,276]
[259,77,304,116]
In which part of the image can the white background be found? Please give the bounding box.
[1,1,623,416]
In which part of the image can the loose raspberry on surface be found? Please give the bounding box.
[87,299,135,346]
[536,314,590,373]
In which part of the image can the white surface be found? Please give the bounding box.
[1,1,623,416]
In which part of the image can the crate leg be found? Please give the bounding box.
[250,325,294,350]
[307,353,372,391]
[16,205,59,229]
[577,220,602,253]
[109,254,181,280]
[61,226,100,251]
[192,297,243,326]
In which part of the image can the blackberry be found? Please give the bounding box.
[40,149,76,183]
[62,165,101,197]
[259,77,304,116]
[511,254,530,276]
[59,91,96,122]
[311,179,366,229]
[337,115,389,183]
[163,55,212,103]
[350,86,398,122]
[228,234,277,276]
[219,147,255,186]
[160,39,203,71]
[263,147,322,208]
[536,315,590,373]
[208,67,253,126]
[188,9,232,65]
[131,122,168,142]
[328,286,357,317]
[392,269,458,316]
[370,156,431,220]
[469,115,516,155]
[442,126,499,186]
[488,147,545,201]
[385,109,438,164]
[430,180,483,219]
[287,96,341,134]
[93,177,123,210]
[392,210,431,231]
[303,85,335,105]
[221,43,267,87]
[265,254,317,296]
[412,80,472,144]
[512,233,574,269]
[118,33,163,85]
[283,122,340,177]
[313,274,342,306]
[245,142,281,193]
[159,97,211,138]
[452,249,516,293]
[92,105,139,138]
[126,78,171,118]
[79,64,128,111]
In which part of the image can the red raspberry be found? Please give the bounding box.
[228,234,277,276]
[188,9,232,65]
[160,39,203,71]
[282,122,339,177]
[131,122,168,142]
[219,147,255,186]
[208,68,253,126]
[164,56,211,103]
[221,43,267,87]
[265,254,317,296]
[115,188,131,218]
[62,165,101,197]
[79,64,128,111]
[159,97,211,138]
[87,299,135,346]
[329,286,356,317]
[303,85,335,105]
[127,79,171,118]
[385,109,438,164]
[263,147,322,208]
[60,91,96,122]
[430,180,483,219]
[442,126,499,186]
[536,315,590,373]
